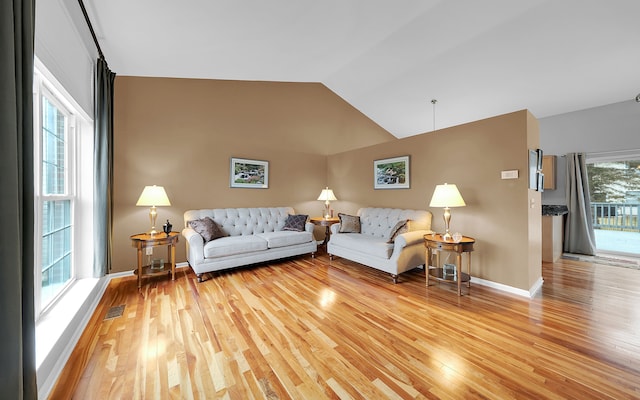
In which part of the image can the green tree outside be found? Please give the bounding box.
[587,160,640,202]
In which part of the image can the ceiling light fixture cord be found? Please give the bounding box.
[431,99,437,131]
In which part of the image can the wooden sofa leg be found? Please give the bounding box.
[329,254,334,260]
[197,273,203,283]
[311,252,315,258]
[392,274,398,284]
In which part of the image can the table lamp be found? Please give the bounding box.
[136,185,171,235]
[317,187,337,219]
[429,183,466,240]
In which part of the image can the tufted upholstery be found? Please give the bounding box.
[182,207,317,281]
[184,207,292,236]
[327,207,433,283]
[358,208,431,239]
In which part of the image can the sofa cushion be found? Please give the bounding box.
[386,219,409,243]
[189,217,226,243]
[338,213,361,233]
[329,233,394,259]
[256,231,313,249]
[204,235,268,258]
[283,214,308,232]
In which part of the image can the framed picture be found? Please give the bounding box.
[536,149,544,170]
[374,155,410,189]
[230,157,269,188]
[528,149,538,190]
[537,171,545,192]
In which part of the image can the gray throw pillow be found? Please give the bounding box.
[338,213,361,233]
[283,214,308,232]
[386,219,409,243]
[189,217,225,243]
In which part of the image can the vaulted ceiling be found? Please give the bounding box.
[85,0,640,138]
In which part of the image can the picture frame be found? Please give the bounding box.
[374,155,410,189]
[536,149,544,171]
[230,157,269,188]
[537,171,545,192]
[528,149,538,190]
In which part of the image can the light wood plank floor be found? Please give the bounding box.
[49,251,640,399]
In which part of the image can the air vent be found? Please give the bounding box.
[104,305,125,320]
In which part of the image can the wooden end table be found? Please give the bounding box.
[130,231,179,288]
[424,233,475,296]
[310,216,340,246]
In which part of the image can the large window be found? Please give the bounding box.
[34,68,82,316]
[40,93,74,307]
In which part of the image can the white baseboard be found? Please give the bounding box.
[471,276,544,298]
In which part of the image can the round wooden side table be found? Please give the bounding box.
[424,233,475,296]
[130,231,179,288]
[310,217,340,246]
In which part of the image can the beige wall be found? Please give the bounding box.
[112,77,395,273]
[327,110,542,291]
[112,76,542,292]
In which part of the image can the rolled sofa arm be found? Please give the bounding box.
[330,223,340,235]
[182,227,205,266]
[393,229,434,250]
[305,222,315,233]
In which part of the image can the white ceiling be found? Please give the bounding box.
[85,0,640,138]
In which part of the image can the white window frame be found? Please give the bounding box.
[33,61,89,319]
[33,57,96,396]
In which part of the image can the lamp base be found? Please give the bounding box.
[442,206,453,241]
[324,202,331,219]
[149,206,158,236]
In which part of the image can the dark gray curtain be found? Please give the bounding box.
[0,0,38,398]
[564,153,597,255]
[93,57,116,277]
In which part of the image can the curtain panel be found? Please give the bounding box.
[0,0,38,397]
[564,153,597,255]
[93,57,116,278]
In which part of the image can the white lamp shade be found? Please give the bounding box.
[136,185,171,206]
[317,187,337,201]
[429,183,466,208]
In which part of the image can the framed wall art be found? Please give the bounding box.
[528,149,538,190]
[230,157,269,188]
[528,148,545,191]
[374,155,410,189]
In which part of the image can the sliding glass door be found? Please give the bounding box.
[587,156,640,256]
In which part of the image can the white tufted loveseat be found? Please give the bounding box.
[182,207,317,282]
[327,207,433,283]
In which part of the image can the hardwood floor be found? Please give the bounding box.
[49,252,640,399]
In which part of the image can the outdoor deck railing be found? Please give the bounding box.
[592,202,640,232]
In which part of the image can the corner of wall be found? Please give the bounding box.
[526,111,543,290]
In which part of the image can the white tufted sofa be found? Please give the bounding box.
[182,207,317,282]
[327,207,433,283]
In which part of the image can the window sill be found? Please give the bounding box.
[36,277,108,398]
